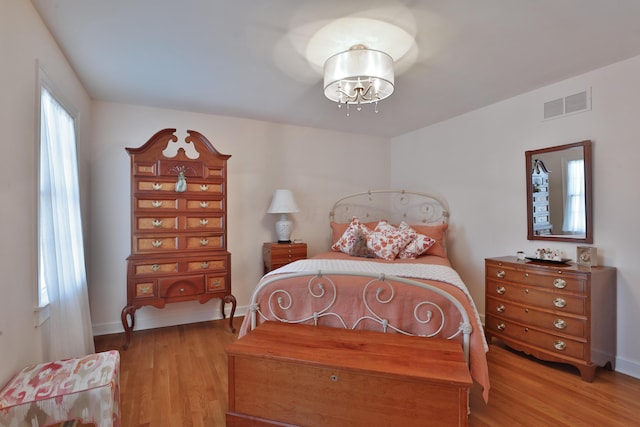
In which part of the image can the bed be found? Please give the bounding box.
[238,190,490,403]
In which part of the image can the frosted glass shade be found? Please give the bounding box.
[324,47,394,104]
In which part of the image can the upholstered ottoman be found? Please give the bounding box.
[0,350,120,427]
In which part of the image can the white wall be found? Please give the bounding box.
[391,55,640,378]
[0,0,92,385]
[89,102,389,335]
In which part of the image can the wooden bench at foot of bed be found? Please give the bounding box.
[225,322,472,427]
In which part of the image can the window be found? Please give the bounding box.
[38,82,95,358]
[562,159,586,234]
[38,85,85,308]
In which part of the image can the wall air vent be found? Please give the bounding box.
[543,88,591,120]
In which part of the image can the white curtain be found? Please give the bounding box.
[562,159,586,234]
[40,87,95,359]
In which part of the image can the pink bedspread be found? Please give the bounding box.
[239,252,490,403]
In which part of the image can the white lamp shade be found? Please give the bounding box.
[267,189,299,214]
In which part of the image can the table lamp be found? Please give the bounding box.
[267,189,299,243]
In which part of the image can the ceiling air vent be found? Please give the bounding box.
[543,88,591,120]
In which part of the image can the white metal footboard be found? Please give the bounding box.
[248,270,472,366]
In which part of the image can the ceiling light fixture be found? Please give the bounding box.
[323,44,394,116]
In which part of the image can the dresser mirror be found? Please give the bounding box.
[526,140,593,243]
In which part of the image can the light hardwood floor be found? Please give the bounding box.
[95,318,640,426]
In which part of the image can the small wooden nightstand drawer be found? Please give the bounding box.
[263,242,307,273]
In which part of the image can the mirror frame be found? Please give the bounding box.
[526,140,593,243]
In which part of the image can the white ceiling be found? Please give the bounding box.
[32,0,640,138]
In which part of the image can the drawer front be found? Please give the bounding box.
[269,245,306,257]
[186,199,224,211]
[133,281,156,299]
[137,216,178,231]
[486,263,586,293]
[136,180,223,195]
[159,275,205,298]
[185,215,223,230]
[186,235,224,250]
[185,182,223,194]
[486,296,586,337]
[137,180,175,192]
[136,198,178,210]
[187,258,227,272]
[204,166,224,179]
[485,315,585,360]
[486,280,586,315]
[206,275,227,293]
[270,253,306,264]
[136,236,178,252]
[134,261,178,275]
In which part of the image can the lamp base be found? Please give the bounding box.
[274,214,293,243]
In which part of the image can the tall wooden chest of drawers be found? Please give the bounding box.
[121,129,236,348]
[226,322,472,427]
[485,256,616,381]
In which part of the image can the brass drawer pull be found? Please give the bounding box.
[180,288,185,293]
[554,319,567,329]
[152,240,163,248]
[553,278,567,289]
[497,323,506,331]
[200,184,209,191]
[496,286,506,295]
[152,200,163,208]
[496,270,506,278]
[553,297,567,308]
[151,264,160,272]
[200,201,209,208]
[152,183,163,190]
[199,238,209,246]
[200,219,209,226]
[553,340,566,351]
[496,304,505,313]
[152,219,163,227]
[201,262,210,269]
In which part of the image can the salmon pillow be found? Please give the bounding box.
[407,222,448,258]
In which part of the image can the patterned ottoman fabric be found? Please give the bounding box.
[0,350,120,427]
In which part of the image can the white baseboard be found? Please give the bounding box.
[615,355,640,380]
[92,302,249,336]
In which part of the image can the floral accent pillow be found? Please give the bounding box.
[366,220,414,260]
[331,217,373,257]
[397,221,437,259]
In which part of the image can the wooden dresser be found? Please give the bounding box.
[262,242,307,273]
[121,129,236,349]
[226,322,471,427]
[485,256,616,381]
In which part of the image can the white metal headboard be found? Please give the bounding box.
[329,190,450,225]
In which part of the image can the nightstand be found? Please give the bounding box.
[263,242,307,274]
